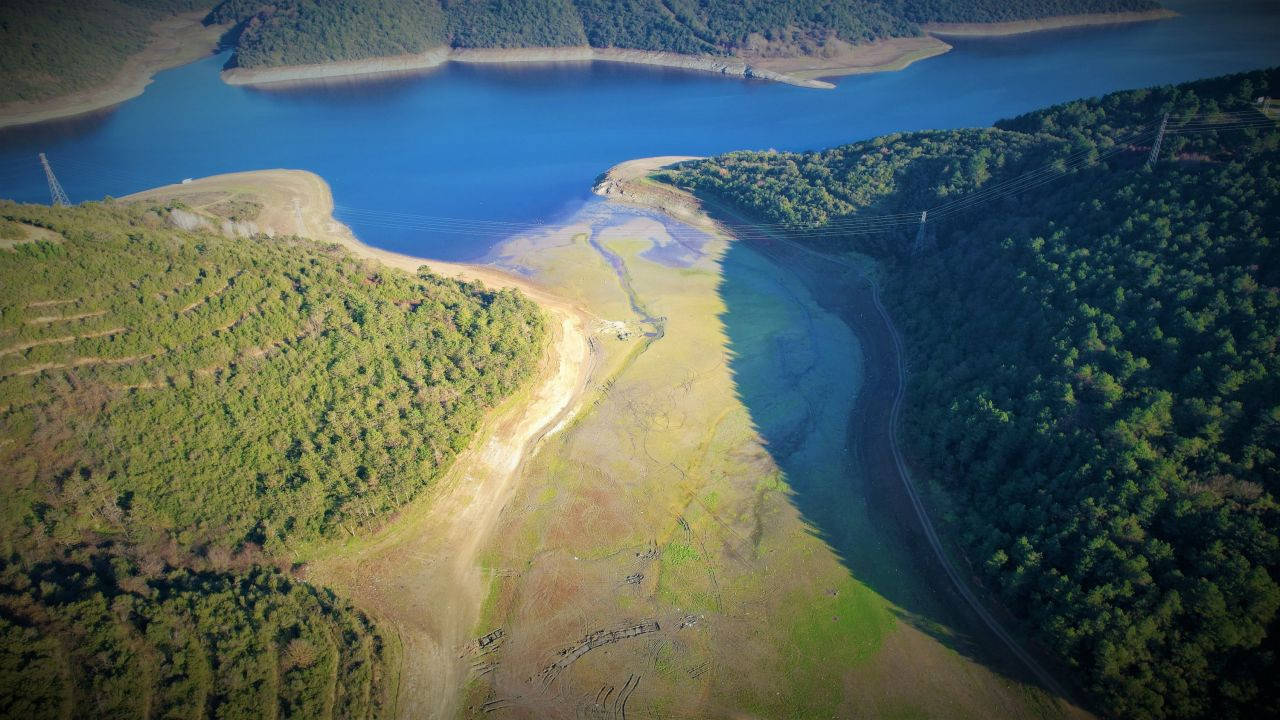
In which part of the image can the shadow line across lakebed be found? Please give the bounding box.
[709,196,1084,709]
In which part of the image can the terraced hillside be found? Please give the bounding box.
[0,197,546,717]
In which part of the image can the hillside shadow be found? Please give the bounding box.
[710,204,1074,705]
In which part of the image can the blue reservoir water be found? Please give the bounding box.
[1,0,1277,260]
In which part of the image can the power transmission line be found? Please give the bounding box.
[38,153,70,206]
[1147,113,1169,168]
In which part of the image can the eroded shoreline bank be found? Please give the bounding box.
[222,46,837,89]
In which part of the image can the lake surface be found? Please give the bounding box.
[1,0,1278,260]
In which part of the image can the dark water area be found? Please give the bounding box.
[1,0,1278,260]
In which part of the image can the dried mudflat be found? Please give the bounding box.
[447,161,1093,718]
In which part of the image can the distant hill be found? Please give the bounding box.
[208,0,1161,69]
[0,197,545,716]
[664,68,1280,719]
[0,0,212,103]
[0,0,1165,102]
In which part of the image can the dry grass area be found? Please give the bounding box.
[0,221,62,249]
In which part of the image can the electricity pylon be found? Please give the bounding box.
[38,153,70,206]
[1146,113,1169,169]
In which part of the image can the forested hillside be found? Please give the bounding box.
[1,561,386,719]
[206,0,1159,69]
[0,199,545,715]
[0,0,1168,102]
[664,69,1279,719]
[0,0,212,104]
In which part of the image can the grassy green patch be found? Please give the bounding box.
[662,541,699,567]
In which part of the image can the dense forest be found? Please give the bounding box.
[1,560,386,719]
[205,0,1159,69]
[0,0,212,104]
[664,69,1279,719]
[0,199,546,714]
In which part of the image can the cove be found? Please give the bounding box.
[1,0,1278,261]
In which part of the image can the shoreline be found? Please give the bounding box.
[124,168,569,300]
[923,8,1177,37]
[0,12,227,130]
[747,36,953,81]
[219,7,1177,92]
[222,46,837,89]
[0,5,1182,129]
[125,168,595,719]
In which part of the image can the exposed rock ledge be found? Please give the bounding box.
[221,47,835,89]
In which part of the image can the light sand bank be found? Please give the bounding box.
[749,36,952,81]
[923,8,1177,37]
[222,46,835,89]
[0,12,227,130]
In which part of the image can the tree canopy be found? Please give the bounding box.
[665,68,1280,719]
[0,198,546,715]
[206,0,1158,69]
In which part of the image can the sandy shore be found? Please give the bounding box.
[223,46,836,89]
[923,8,1177,37]
[124,168,565,299]
[0,12,227,130]
[748,36,952,81]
